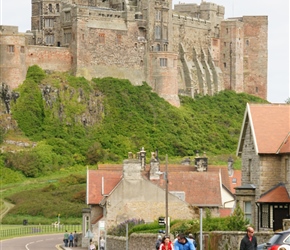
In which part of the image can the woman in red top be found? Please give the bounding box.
[159,235,173,250]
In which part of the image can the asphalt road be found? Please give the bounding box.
[0,233,64,250]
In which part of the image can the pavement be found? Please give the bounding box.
[58,244,87,250]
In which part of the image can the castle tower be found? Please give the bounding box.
[0,26,31,89]
[220,16,268,99]
[143,0,180,106]
[31,0,63,46]
[220,19,244,92]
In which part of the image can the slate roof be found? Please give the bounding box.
[87,164,238,208]
[237,103,290,155]
[257,183,290,203]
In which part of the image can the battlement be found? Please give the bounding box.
[174,1,224,19]
[172,13,210,28]
[0,25,19,35]
[200,2,225,14]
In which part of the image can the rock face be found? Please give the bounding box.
[40,83,105,127]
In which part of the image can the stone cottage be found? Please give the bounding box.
[236,103,290,231]
[83,150,240,246]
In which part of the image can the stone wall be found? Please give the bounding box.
[104,231,274,250]
[26,46,72,72]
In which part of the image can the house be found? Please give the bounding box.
[84,151,240,243]
[236,103,290,231]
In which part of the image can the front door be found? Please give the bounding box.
[273,204,288,231]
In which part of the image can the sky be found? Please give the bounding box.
[1,0,289,103]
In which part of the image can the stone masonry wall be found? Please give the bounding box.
[105,231,274,250]
[0,28,29,89]
[26,46,72,72]
[242,16,268,100]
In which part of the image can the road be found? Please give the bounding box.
[0,233,64,250]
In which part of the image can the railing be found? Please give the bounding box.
[0,224,82,239]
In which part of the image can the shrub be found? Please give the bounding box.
[108,218,145,236]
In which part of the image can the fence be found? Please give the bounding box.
[0,224,82,239]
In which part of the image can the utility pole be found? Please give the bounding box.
[165,154,169,235]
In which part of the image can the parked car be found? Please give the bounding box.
[259,230,290,250]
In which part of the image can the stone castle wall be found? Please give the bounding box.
[0,0,268,106]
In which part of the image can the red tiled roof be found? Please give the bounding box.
[220,208,232,217]
[278,133,290,153]
[246,104,290,154]
[257,184,290,203]
[87,169,122,204]
[152,170,222,206]
[228,170,241,194]
[87,164,238,207]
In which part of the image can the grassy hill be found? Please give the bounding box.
[0,65,268,224]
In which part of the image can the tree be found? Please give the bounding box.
[228,203,250,231]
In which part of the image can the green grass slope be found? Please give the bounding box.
[0,66,268,223]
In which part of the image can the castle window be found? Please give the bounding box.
[44,18,54,28]
[155,10,161,21]
[20,46,25,53]
[156,44,161,51]
[226,28,228,34]
[64,11,71,22]
[163,25,168,40]
[224,42,226,46]
[256,87,258,93]
[246,40,249,46]
[223,62,226,68]
[116,34,122,44]
[164,43,168,51]
[45,35,54,45]
[49,4,52,13]
[7,45,15,53]
[155,25,161,40]
[160,58,167,67]
[99,33,105,44]
[64,32,71,44]
[56,4,60,12]
[223,53,225,59]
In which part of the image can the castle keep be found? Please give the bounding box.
[0,0,268,106]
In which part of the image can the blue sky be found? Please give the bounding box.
[1,0,289,103]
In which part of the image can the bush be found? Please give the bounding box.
[108,218,145,236]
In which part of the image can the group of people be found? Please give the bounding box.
[63,230,78,247]
[154,227,260,250]
[155,233,197,250]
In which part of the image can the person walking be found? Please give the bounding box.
[63,230,69,247]
[188,234,197,248]
[69,232,74,247]
[100,237,105,250]
[89,240,96,250]
[240,226,257,250]
[73,231,78,247]
[174,233,195,250]
[159,235,173,250]
[156,235,162,250]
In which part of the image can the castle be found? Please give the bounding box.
[0,0,268,106]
